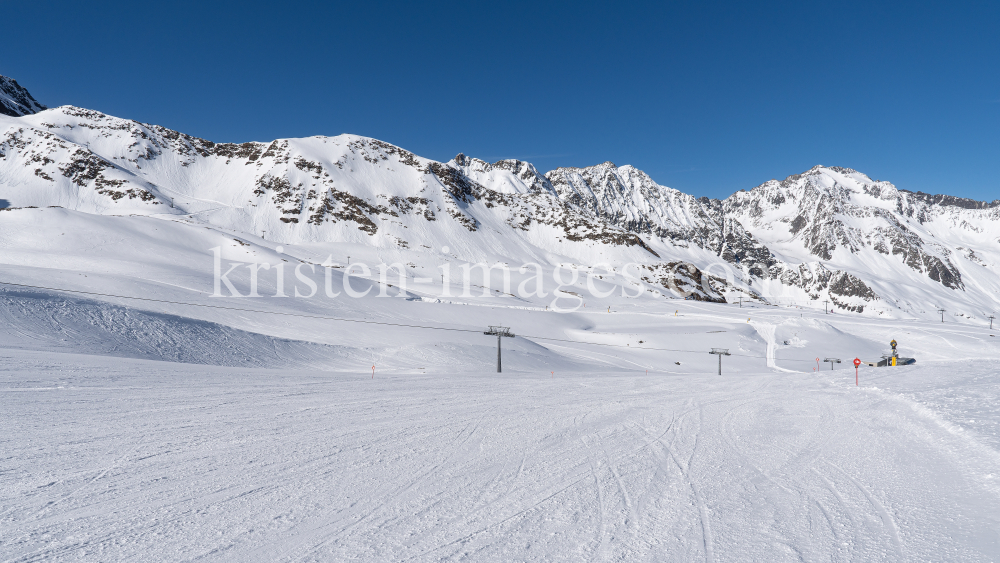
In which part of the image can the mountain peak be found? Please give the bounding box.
[0,75,47,117]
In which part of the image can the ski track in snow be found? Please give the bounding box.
[2,348,1000,562]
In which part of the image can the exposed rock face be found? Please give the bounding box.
[899,190,1000,210]
[0,76,46,117]
[772,263,877,313]
[546,163,774,268]
[640,262,725,303]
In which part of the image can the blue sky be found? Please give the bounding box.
[3,0,998,200]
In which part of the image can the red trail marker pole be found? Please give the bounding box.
[853,358,861,386]
[372,365,375,379]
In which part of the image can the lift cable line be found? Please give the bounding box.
[516,333,813,363]
[0,280,894,367]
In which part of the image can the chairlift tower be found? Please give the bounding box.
[990,315,995,330]
[938,308,945,322]
[823,357,841,371]
[709,348,731,375]
[484,326,514,373]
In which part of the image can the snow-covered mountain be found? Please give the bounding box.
[0,76,46,117]
[1,74,998,318]
[547,161,1000,315]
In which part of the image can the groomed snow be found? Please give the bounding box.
[2,349,999,561]
[2,242,999,561]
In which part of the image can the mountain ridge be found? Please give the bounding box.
[1,75,998,317]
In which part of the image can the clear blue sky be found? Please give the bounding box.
[3,0,998,200]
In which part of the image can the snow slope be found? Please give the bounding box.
[2,349,999,562]
[0,288,349,368]
[3,210,1000,561]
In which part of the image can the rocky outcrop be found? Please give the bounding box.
[0,76,46,117]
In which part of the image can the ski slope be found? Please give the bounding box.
[2,348,999,562]
[2,235,1000,562]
